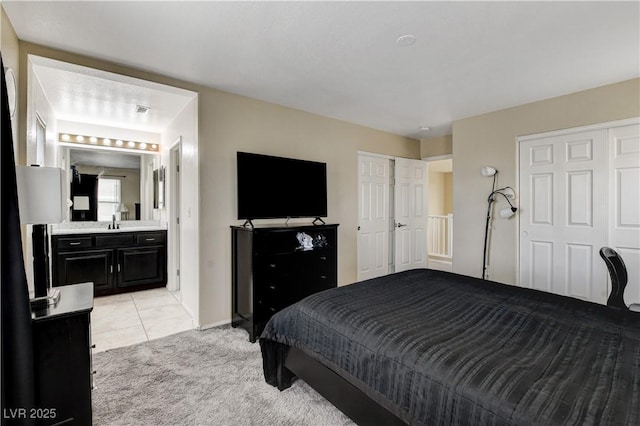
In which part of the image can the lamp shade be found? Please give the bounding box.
[499,208,516,219]
[481,166,497,177]
[73,196,90,211]
[116,203,129,213]
[15,166,66,224]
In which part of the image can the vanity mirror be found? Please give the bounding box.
[61,146,159,222]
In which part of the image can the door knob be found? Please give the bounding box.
[396,223,407,228]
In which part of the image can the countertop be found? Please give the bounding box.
[51,226,166,235]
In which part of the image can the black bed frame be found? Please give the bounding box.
[278,346,406,425]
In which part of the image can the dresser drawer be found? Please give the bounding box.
[136,232,166,245]
[56,237,93,250]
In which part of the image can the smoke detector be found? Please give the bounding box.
[396,35,417,47]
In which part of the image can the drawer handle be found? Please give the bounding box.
[320,256,327,260]
[69,242,81,246]
[110,265,113,274]
[118,264,121,272]
[268,285,276,290]
[268,264,276,269]
[268,307,277,313]
[145,238,155,241]
[320,275,327,279]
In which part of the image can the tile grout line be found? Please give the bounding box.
[131,295,151,342]
[92,294,143,353]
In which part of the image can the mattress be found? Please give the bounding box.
[260,269,640,425]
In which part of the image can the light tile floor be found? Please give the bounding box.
[91,287,194,353]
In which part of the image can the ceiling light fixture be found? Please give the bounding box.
[58,133,159,153]
[419,126,431,132]
[396,34,417,47]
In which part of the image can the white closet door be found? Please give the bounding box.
[394,158,428,273]
[357,154,391,281]
[609,124,640,304]
[519,130,609,304]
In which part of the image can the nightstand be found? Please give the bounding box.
[31,282,94,425]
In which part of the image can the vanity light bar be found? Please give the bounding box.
[58,133,159,152]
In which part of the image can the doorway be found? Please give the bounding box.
[25,54,201,338]
[424,155,453,272]
[356,152,428,281]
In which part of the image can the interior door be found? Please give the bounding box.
[357,154,391,281]
[394,157,428,273]
[608,124,640,304]
[519,129,609,303]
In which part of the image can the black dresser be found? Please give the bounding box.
[231,224,338,342]
[31,282,94,425]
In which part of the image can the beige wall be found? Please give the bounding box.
[421,134,452,158]
[428,171,453,216]
[197,88,419,327]
[428,171,445,216]
[1,6,20,156]
[452,78,640,283]
[444,173,453,215]
[15,42,420,328]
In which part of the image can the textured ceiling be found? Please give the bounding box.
[5,1,639,138]
[31,56,196,133]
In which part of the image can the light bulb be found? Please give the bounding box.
[499,208,516,219]
[481,166,497,177]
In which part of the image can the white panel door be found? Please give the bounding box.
[394,158,428,273]
[520,130,609,304]
[357,154,391,281]
[609,124,640,305]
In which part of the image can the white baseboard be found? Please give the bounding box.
[196,319,230,331]
[428,258,453,272]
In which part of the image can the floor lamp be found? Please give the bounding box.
[481,166,518,280]
[15,166,66,307]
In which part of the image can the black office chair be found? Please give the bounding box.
[599,247,628,309]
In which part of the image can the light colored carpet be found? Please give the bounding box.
[92,325,354,425]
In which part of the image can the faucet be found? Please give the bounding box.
[112,214,116,230]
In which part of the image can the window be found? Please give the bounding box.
[97,178,121,221]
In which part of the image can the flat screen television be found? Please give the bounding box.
[237,152,327,220]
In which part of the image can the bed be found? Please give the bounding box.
[259,269,640,425]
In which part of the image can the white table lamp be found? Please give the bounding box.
[15,166,66,305]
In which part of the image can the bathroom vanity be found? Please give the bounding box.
[51,228,167,296]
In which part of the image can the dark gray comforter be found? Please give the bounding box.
[260,269,640,425]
